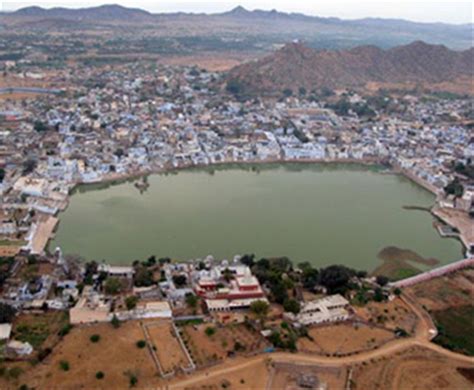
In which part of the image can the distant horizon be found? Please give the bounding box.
[2,1,473,25]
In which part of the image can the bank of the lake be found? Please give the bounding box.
[50,164,462,271]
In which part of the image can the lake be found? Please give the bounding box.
[51,164,462,271]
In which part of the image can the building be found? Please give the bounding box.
[0,323,12,340]
[7,340,33,356]
[286,294,350,326]
[97,264,135,279]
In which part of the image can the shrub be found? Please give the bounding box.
[136,340,146,349]
[125,295,139,310]
[59,360,70,371]
[90,334,100,343]
[58,324,73,337]
[111,314,120,329]
[8,367,23,379]
[205,326,216,337]
[96,371,104,380]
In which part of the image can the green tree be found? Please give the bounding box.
[185,293,198,309]
[104,277,122,295]
[250,300,270,322]
[0,302,16,323]
[283,299,301,314]
[111,314,120,329]
[125,295,139,310]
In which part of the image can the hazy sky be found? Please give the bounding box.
[2,1,473,24]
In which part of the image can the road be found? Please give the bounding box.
[169,292,474,389]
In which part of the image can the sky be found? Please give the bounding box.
[1,1,473,24]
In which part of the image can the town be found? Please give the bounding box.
[0,37,473,389]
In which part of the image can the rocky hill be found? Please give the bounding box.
[225,41,474,96]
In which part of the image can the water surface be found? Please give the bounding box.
[51,164,462,270]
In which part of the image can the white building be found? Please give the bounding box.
[286,294,350,326]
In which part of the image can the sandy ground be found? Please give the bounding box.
[2,320,161,390]
[174,358,270,390]
[31,215,58,254]
[297,323,394,355]
[146,321,189,373]
[407,268,474,311]
[180,323,268,367]
[354,297,419,333]
[351,345,474,390]
[269,362,347,390]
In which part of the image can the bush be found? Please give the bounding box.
[205,326,216,337]
[90,334,101,343]
[0,302,16,323]
[57,323,72,337]
[57,360,69,371]
[136,340,146,349]
[283,299,301,314]
[8,367,23,379]
[111,314,120,329]
[125,295,139,310]
[95,371,105,380]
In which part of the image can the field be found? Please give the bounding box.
[407,268,474,311]
[175,358,271,390]
[407,268,474,355]
[180,323,268,367]
[433,305,474,356]
[11,311,69,352]
[1,320,161,390]
[354,297,419,334]
[352,346,474,390]
[297,323,394,355]
[146,321,190,374]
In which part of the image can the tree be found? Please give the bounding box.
[205,326,216,337]
[125,295,139,310]
[104,277,122,295]
[172,274,187,287]
[185,293,198,309]
[134,267,153,287]
[250,300,269,322]
[283,299,300,314]
[136,340,146,348]
[240,254,255,267]
[444,178,464,197]
[283,88,293,98]
[59,360,70,371]
[0,168,5,183]
[0,302,16,323]
[96,371,105,380]
[111,314,120,329]
[33,120,48,132]
[90,334,101,343]
[270,281,288,304]
[376,275,389,287]
[318,265,356,294]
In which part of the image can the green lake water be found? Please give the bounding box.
[51,164,462,270]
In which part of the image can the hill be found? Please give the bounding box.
[1,5,472,50]
[225,41,474,96]
[10,4,152,22]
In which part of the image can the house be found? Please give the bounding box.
[0,323,12,340]
[7,340,33,356]
[98,264,134,279]
[286,294,350,326]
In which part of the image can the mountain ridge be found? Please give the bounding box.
[225,41,474,95]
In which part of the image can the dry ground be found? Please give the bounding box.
[1,320,161,390]
[354,297,419,333]
[177,358,271,390]
[407,268,474,312]
[297,323,394,356]
[351,346,474,390]
[146,321,189,373]
[180,323,268,367]
[269,362,347,390]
